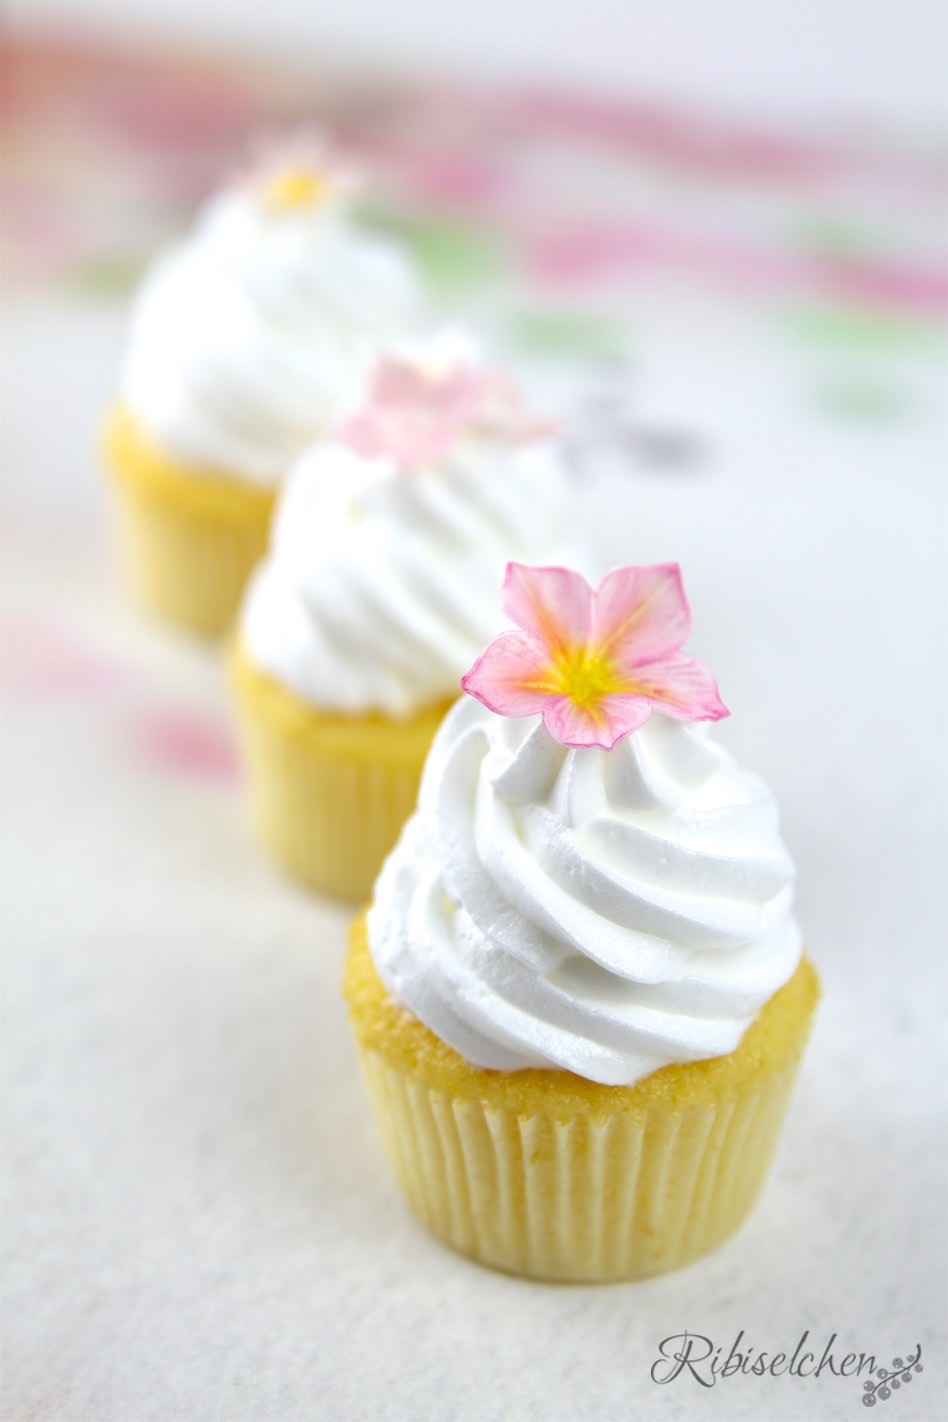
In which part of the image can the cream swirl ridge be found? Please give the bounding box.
[121,187,424,484]
[368,696,803,1085]
[240,433,579,716]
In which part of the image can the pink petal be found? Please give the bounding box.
[591,563,690,666]
[595,693,657,741]
[370,360,433,408]
[501,563,592,655]
[340,406,390,460]
[623,653,729,721]
[461,631,556,716]
[541,692,652,749]
[477,373,557,443]
[343,406,453,465]
[340,359,485,466]
[375,360,484,427]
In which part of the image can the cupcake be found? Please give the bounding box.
[102,135,424,636]
[345,561,819,1281]
[231,342,580,903]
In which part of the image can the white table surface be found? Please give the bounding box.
[2,279,945,1422]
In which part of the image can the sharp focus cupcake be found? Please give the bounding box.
[102,135,424,636]
[231,341,581,902]
[345,561,819,1281]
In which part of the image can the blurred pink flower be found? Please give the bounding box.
[240,125,359,211]
[340,358,552,465]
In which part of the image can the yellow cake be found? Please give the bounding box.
[104,144,424,636]
[103,405,275,638]
[346,916,819,1282]
[230,641,451,902]
[345,561,819,1281]
[230,341,580,901]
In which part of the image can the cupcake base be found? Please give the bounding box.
[231,644,452,903]
[102,404,276,637]
[345,915,820,1282]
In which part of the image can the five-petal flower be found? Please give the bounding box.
[340,359,486,466]
[461,562,728,749]
[340,358,552,467]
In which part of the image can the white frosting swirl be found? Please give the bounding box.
[369,697,803,1085]
[120,187,424,484]
[241,432,580,716]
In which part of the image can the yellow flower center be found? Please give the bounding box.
[260,168,330,211]
[552,646,623,710]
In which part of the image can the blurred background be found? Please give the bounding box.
[4,0,945,780]
[3,1,945,541]
[3,5,946,1421]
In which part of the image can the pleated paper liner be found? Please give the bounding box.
[345,916,819,1281]
[102,404,275,637]
[231,645,452,902]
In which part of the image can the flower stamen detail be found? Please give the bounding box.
[261,168,332,211]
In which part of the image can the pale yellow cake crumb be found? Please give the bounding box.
[102,404,275,637]
[231,645,452,901]
[345,914,819,1280]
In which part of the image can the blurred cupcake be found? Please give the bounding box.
[231,338,581,902]
[345,561,819,1281]
[102,133,425,636]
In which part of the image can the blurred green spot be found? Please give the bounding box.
[355,205,506,292]
[810,380,910,421]
[785,304,937,355]
[505,310,627,360]
[794,218,883,261]
[66,256,143,298]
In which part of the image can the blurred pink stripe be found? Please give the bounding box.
[0,613,126,697]
[525,218,947,314]
[506,90,836,182]
[130,710,241,781]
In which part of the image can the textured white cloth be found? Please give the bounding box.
[3,281,945,1422]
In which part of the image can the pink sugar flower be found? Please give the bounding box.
[240,126,358,212]
[474,372,557,443]
[462,562,728,750]
[341,359,486,465]
[340,358,553,467]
